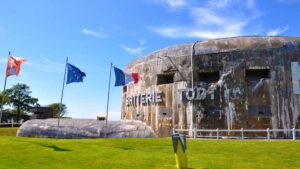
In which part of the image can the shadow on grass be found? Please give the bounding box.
[42,145,71,151]
[36,143,71,152]
[114,146,134,150]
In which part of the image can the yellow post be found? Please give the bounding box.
[172,134,188,169]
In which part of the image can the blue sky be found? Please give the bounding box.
[0,0,299,120]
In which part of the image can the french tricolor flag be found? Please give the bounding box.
[114,66,139,86]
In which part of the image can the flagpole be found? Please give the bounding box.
[0,51,10,126]
[105,62,112,138]
[56,57,68,139]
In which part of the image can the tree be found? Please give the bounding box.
[47,103,67,118]
[0,93,10,108]
[5,83,39,120]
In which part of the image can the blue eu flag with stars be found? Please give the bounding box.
[66,63,86,84]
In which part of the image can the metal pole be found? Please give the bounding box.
[217,128,219,140]
[190,41,198,136]
[267,128,270,140]
[191,42,198,89]
[56,57,68,139]
[105,63,112,138]
[0,51,10,125]
[293,128,296,140]
[241,128,244,140]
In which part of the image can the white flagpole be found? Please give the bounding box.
[56,57,68,139]
[105,62,112,138]
[0,51,10,126]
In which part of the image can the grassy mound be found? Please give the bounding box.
[0,135,300,168]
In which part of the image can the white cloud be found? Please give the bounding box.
[191,7,226,25]
[154,0,188,8]
[208,0,255,9]
[192,22,247,38]
[139,39,147,45]
[149,0,292,39]
[81,28,108,38]
[167,0,187,7]
[266,25,289,36]
[149,22,246,39]
[121,39,147,55]
[208,0,230,8]
[148,27,179,38]
[121,46,145,55]
[149,0,262,39]
[26,57,65,73]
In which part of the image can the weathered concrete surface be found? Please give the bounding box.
[122,36,300,138]
[17,119,156,138]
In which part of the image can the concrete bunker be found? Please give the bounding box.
[121,36,300,138]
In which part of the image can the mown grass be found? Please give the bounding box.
[0,131,300,168]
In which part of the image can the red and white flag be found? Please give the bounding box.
[6,56,26,77]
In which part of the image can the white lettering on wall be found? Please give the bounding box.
[126,91,163,106]
[182,87,217,101]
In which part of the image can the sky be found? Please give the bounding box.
[0,0,300,120]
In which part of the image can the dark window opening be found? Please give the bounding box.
[197,72,220,84]
[123,86,127,93]
[246,69,270,81]
[157,73,174,85]
[248,105,272,117]
[258,111,264,115]
[162,112,167,116]
[136,114,140,117]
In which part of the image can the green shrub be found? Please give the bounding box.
[97,116,106,121]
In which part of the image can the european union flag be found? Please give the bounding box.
[66,63,86,84]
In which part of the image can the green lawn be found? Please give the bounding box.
[0,129,300,169]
